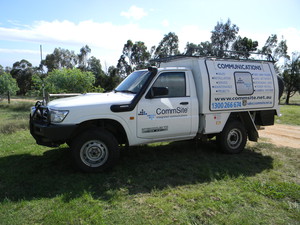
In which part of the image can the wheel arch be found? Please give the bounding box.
[226,111,258,142]
[70,119,129,146]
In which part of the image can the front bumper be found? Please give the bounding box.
[29,103,77,147]
[30,118,77,147]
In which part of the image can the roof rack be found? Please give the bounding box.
[150,55,194,63]
[151,51,275,66]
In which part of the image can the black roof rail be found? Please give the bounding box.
[223,50,276,62]
[151,52,276,67]
[150,55,194,63]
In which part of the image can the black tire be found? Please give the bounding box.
[71,128,119,172]
[217,120,247,154]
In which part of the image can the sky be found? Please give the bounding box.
[0,0,299,70]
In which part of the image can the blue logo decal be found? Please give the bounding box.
[138,109,147,115]
[147,114,156,120]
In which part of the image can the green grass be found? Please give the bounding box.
[277,104,300,126]
[0,99,299,224]
[277,93,300,126]
[0,132,299,224]
[0,101,33,134]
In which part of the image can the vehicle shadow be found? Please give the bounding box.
[0,140,273,202]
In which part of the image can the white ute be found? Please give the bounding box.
[30,56,282,172]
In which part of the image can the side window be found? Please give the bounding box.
[152,72,186,98]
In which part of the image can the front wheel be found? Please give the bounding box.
[71,128,119,172]
[217,120,247,154]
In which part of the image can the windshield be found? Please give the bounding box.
[115,70,151,94]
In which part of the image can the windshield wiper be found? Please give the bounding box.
[114,89,136,94]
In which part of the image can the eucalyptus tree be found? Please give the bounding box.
[87,56,106,88]
[42,48,78,72]
[185,41,213,56]
[10,59,35,95]
[281,52,300,104]
[131,41,151,69]
[231,36,258,59]
[154,32,180,59]
[78,45,91,71]
[118,40,151,76]
[211,19,239,57]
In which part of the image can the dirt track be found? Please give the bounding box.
[259,124,300,148]
[10,98,37,102]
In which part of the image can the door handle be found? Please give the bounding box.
[180,102,189,105]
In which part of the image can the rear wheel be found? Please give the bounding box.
[71,128,119,172]
[217,120,247,154]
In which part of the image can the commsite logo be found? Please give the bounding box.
[138,109,147,115]
[138,109,156,120]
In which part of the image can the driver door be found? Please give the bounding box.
[137,71,192,139]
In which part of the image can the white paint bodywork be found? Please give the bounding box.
[47,57,279,146]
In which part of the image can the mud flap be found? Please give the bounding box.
[239,111,259,142]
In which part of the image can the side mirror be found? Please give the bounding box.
[148,87,169,98]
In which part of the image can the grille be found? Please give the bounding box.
[42,109,49,121]
[32,106,49,123]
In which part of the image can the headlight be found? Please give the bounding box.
[50,109,69,123]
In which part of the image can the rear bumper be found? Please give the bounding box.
[30,116,77,147]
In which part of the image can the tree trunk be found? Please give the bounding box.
[7,91,10,104]
[285,90,290,105]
